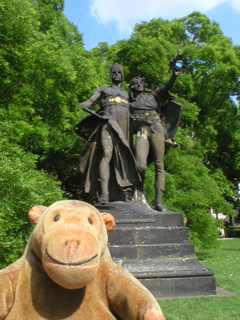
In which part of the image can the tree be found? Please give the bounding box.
[0,0,105,192]
[0,0,106,264]
[0,134,64,268]
[97,12,239,247]
[179,12,240,184]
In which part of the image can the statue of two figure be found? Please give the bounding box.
[76,58,186,212]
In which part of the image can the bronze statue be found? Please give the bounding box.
[129,56,186,211]
[77,63,140,204]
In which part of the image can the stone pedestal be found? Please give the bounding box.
[96,201,216,299]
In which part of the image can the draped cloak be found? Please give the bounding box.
[76,87,141,202]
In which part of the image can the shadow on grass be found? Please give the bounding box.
[195,250,215,261]
[220,248,240,252]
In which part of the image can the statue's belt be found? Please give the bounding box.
[109,97,128,104]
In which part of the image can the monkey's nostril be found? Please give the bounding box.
[77,241,80,245]
[65,241,68,246]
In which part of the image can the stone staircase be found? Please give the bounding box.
[96,201,216,298]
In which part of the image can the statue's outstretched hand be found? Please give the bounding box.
[170,54,188,76]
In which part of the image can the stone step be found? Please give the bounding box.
[109,243,195,259]
[118,257,215,278]
[139,276,216,298]
[113,211,183,227]
[96,201,184,227]
[108,226,189,245]
[115,217,156,225]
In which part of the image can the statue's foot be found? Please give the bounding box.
[155,203,168,213]
[98,193,109,204]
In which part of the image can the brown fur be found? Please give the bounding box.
[0,200,165,320]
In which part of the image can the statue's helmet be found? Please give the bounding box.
[110,63,124,88]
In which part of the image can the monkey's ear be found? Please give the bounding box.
[28,205,48,225]
[102,213,116,234]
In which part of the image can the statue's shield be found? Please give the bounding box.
[160,100,183,140]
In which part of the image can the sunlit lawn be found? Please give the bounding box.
[159,239,240,320]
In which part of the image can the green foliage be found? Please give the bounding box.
[178,12,240,181]
[0,0,103,265]
[33,0,65,33]
[0,135,64,268]
[0,0,103,183]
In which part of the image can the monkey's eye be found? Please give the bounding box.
[88,217,93,225]
[54,214,60,222]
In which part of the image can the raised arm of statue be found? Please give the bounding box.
[162,71,178,92]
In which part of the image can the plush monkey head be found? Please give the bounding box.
[27,200,115,290]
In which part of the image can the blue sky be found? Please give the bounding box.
[64,0,240,51]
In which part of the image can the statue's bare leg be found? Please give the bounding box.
[99,125,113,203]
[135,127,149,191]
[150,123,167,212]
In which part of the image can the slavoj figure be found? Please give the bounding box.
[129,56,187,212]
[76,63,140,204]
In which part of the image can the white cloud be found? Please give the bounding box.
[230,0,240,10]
[89,0,239,35]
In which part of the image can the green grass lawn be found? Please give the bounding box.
[159,239,240,320]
